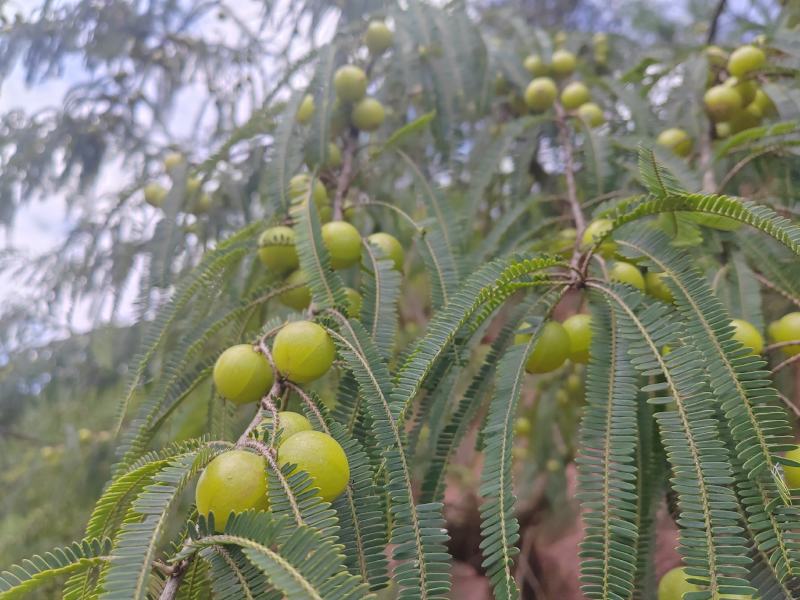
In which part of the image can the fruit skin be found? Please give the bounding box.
[752,88,776,117]
[705,45,728,68]
[768,312,800,356]
[610,262,645,291]
[524,77,557,112]
[729,103,762,133]
[367,232,404,271]
[645,271,674,303]
[514,416,532,436]
[288,174,328,206]
[272,320,336,383]
[657,567,702,600]
[333,65,367,102]
[730,318,764,355]
[191,192,213,215]
[365,21,393,55]
[351,97,385,131]
[196,450,268,532]
[325,143,342,169]
[560,81,590,110]
[515,321,570,374]
[656,128,692,157]
[278,430,350,502]
[344,287,363,318]
[728,45,766,78]
[279,270,311,310]
[523,54,548,76]
[296,94,314,124]
[163,152,185,172]
[257,411,312,445]
[728,78,757,106]
[715,122,731,138]
[577,102,604,127]
[551,49,576,76]
[581,218,616,257]
[144,183,167,208]
[213,344,273,405]
[258,226,299,274]
[704,85,743,122]
[321,221,362,269]
[783,446,800,489]
[562,314,592,363]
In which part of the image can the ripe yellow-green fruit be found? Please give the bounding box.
[351,97,385,131]
[728,45,766,78]
[288,174,328,205]
[257,411,312,445]
[196,450,268,531]
[524,77,557,112]
[657,567,702,600]
[257,226,298,274]
[551,49,576,76]
[704,85,743,122]
[367,232,404,271]
[577,102,604,127]
[610,262,645,291]
[783,446,800,489]
[325,143,342,169]
[279,430,349,502]
[560,81,590,110]
[279,270,311,310]
[523,54,548,76]
[515,321,570,374]
[186,176,202,197]
[272,320,336,383]
[333,65,367,102]
[752,88,776,117]
[705,45,728,68]
[768,312,800,356]
[321,221,362,269]
[163,152,185,172]
[715,122,731,138]
[344,287,363,318]
[581,218,616,257]
[656,128,693,157]
[296,94,314,124]
[645,272,674,303]
[365,20,393,55]
[213,344,273,405]
[730,318,764,355]
[191,192,213,215]
[729,103,763,133]
[78,428,92,443]
[562,313,592,363]
[514,416,532,436]
[144,183,167,208]
[728,78,758,105]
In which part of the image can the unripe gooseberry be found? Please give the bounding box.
[186,176,202,198]
[144,183,167,208]
[752,88,776,117]
[727,44,766,78]
[523,54,548,76]
[730,318,764,355]
[278,430,349,502]
[715,122,731,138]
[551,49,576,76]
[257,411,312,445]
[258,226,298,275]
[705,45,728,68]
[704,85,743,122]
[524,77,557,112]
[644,271,674,303]
[610,262,645,291]
[279,270,311,310]
[562,313,592,363]
[163,152,185,172]
[196,450,268,531]
[321,221,362,269]
[326,143,342,169]
[514,416,532,436]
[191,192,213,215]
[729,103,762,133]
[656,128,693,158]
[728,78,758,106]
[577,102,604,127]
[783,446,800,489]
[213,344,273,405]
[515,321,570,374]
[367,232,404,271]
[333,65,367,102]
[560,81,591,110]
[365,20,393,55]
[296,94,314,124]
[344,287,363,318]
[288,174,328,205]
[272,320,336,383]
[657,567,702,600]
[580,218,616,257]
[768,312,800,356]
[351,97,385,131]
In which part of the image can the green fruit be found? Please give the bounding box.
[729,103,762,133]
[494,73,510,95]
[321,221,362,269]
[278,430,349,502]
[163,152,185,173]
[768,312,800,356]
[524,77,557,112]
[144,183,167,208]
[333,65,367,102]
[279,270,311,310]
[344,287,363,318]
[296,94,314,124]
[186,176,201,197]
[326,143,342,169]
[367,232,404,271]
[351,97,385,131]
[645,271,674,303]
[191,192,213,215]
[560,81,590,110]
[365,20,393,55]
[752,88,776,117]
[257,411,312,445]
[728,78,757,105]
[514,416,532,436]
[213,344,273,405]
[581,218,616,257]
[657,567,702,600]
[704,84,743,122]
[288,174,328,205]
[258,226,299,274]
[656,128,693,157]
[551,49,576,76]
[728,45,766,78]
[562,313,592,363]
[551,227,577,257]
[566,372,583,396]
[196,450,268,532]
[610,262,645,291]
[272,320,335,383]
[784,446,800,489]
[715,122,731,138]
[730,318,764,355]
[705,45,728,68]
[523,54,548,76]
[515,321,570,374]
[577,102,604,127]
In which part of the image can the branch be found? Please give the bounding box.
[706,0,727,45]
[554,103,587,275]
[158,557,191,600]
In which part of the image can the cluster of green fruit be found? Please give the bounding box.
[658,566,758,599]
[143,152,213,214]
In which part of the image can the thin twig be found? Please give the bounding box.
[766,340,800,352]
[158,557,191,600]
[706,0,728,45]
[717,146,779,193]
[333,128,359,220]
[753,271,800,308]
[554,103,586,246]
[773,352,800,375]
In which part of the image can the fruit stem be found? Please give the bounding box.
[773,352,800,374]
[333,127,359,220]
